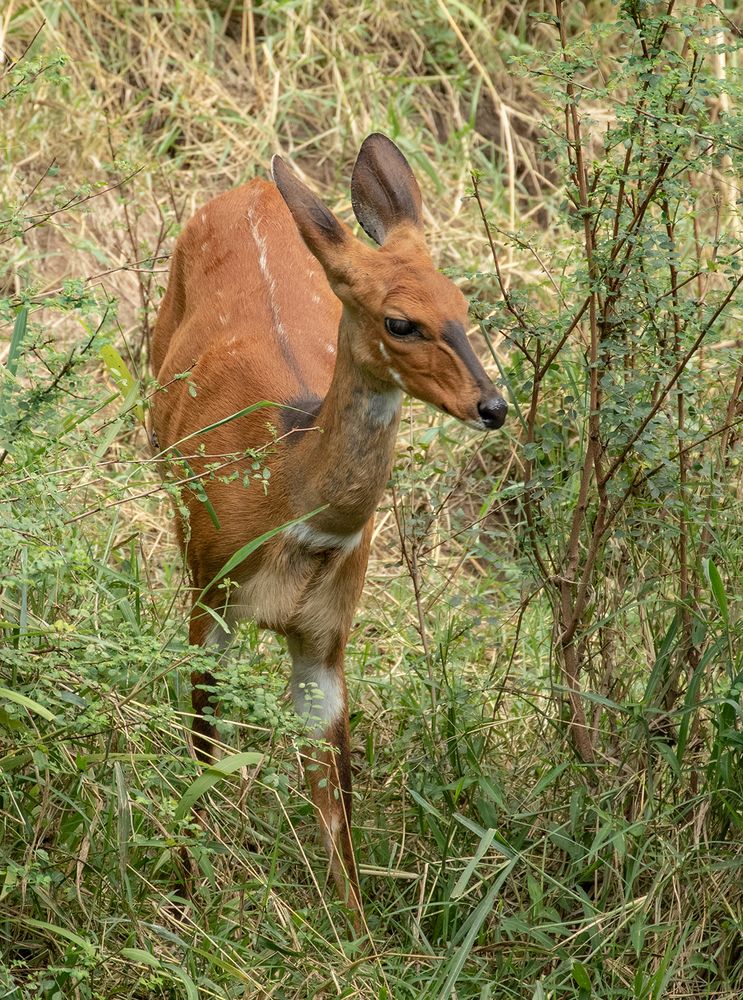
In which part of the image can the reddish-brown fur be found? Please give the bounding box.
[151,134,506,927]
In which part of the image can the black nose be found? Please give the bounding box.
[478,395,508,430]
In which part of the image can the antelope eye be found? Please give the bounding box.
[385,317,418,338]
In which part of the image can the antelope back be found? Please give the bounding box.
[152,181,340,402]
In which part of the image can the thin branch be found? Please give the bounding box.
[600,272,743,486]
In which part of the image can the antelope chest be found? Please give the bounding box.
[231,523,367,642]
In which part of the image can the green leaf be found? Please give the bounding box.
[408,787,446,822]
[174,750,264,821]
[643,614,679,707]
[0,750,31,772]
[114,762,131,894]
[158,400,278,454]
[21,918,96,957]
[100,343,144,423]
[436,857,518,999]
[6,307,29,377]
[654,738,681,779]
[527,762,570,801]
[704,558,729,626]
[445,0,490,35]
[166,964,199,1000]
[196,504,328,599]
[0,687,55,722]
[451,828,496,899]
[120,947,162,968]
[173,447,221,531]
[572,959,592,992]
[120,951,197,1000]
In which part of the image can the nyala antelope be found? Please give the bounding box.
[151,134,507,924]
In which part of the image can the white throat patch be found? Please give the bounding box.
[285,522,364,553]
[368,389,402,426]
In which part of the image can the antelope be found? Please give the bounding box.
[151,134,507,925]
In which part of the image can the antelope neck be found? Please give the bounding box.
[292,311,402,535]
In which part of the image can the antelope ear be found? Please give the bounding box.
[272,155,351,279]
[350,133,423,245]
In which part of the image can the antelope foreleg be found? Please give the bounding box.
[288,640,362,927]
[191,669,219,763]
[302,715,361,923]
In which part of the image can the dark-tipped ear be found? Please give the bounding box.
[271,155,349,264]
[350,133,423,245]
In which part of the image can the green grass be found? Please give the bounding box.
[1,2,743,998]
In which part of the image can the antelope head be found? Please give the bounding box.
[272,133,508,431]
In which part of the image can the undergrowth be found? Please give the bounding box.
[1,2,742,998]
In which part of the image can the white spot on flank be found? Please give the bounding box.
[326,343,336,355]
[247,200,288,343]
[200,212,207,223]
[312,293,322,305]
[291,659,344,733]
[201,241,208,252]
[285,522,364,553]
[219,312,227,326]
